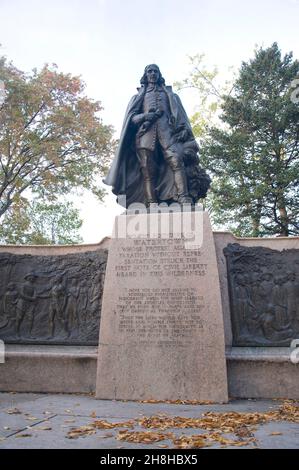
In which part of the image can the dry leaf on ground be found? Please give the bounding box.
[5,408,22,415]
[67,426,96,439]
[35,426,52,431]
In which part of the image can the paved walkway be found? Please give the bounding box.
[0,393,298,449]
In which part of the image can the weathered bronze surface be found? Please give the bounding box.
[224,243,299,346]
[0,250,107,345]
[104,64,211,208]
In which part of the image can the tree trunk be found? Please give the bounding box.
[278,204,289,236]
[251,199,262,237]
[251,217,260,237]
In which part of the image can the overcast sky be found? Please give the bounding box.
[1,0,299,242]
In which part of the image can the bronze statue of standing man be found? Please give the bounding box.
[104,64,210,207]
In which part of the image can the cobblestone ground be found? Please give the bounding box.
[0,393,298,449]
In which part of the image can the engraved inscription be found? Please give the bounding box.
[116,238,207,278]
[116,287,204,347]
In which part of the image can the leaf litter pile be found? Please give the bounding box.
[138,399,216,405]
[66,401,299,448]
[66,419,135,439]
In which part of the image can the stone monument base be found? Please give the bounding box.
[96,209,228,402]
[227,347,299,399]
[1,345,298,398]
[1,229,298,399]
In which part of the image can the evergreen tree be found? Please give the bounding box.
[201,43,299,236]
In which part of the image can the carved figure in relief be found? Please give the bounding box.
[15,273,38,338]
[49,276,68,338]
[65,280,80,333]
[0,282,18,329]
[284,272,299,329]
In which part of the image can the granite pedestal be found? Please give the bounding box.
[96,209,228,402]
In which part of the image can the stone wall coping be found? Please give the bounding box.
[213,231,299,240]
[0,233,298,250]
[226,347,294,362]
[4,345,294,363]
[4,344,98,359]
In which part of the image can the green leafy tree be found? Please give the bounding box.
[0,199,83,244]
[174,54,233,138]
[0,197,30,244]
[199,43,299,236]
[0,56,114,221]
